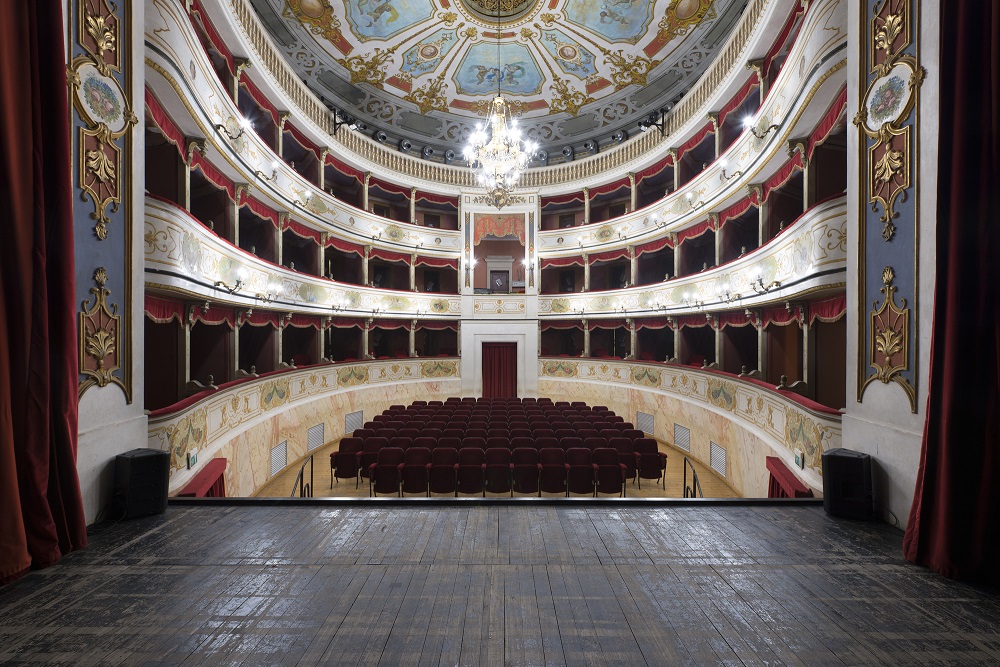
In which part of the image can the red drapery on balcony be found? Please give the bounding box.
[192,304,236,328]
[414,320,459,331]
[762,152,804,203]
[635,235,674,256]
[675,122,715,161]
[189,152,236,201]
[717,75,761,127]
[717,196,758,228]
[589,177,631,199]
[717,311,755,329]
[588,247,630,264]
[240,193,280,228]
[542,191,587,206]
[241,310,279,328]
[284,122,323,160]
[325,235,365,256]
[369,248,411,264]
[808,295,846,324]
[675,218,714,244]
[676,315,712,329]
[415,255,458,269]
[285,314,322,329]
[144,295,185,325]
[190,0,234,72]
[238,76,281,126]
[369,176,411,197]
[283,218,322,244]
[808,86,848,156]
[326,317,363,329]
[481,343,517,398]
[324,153,365,183]
[0,0,88,582]
[541,320,585,330]
[370,319,410,330]
[633,317,672,330]
[635,154,675,183]
[144,89,186,154]
[588,319,627,330]
[413,191,458,207]
[540,256,584,268]
[762,1,806,73]
[473,213,526,245]
[761,306,801,328]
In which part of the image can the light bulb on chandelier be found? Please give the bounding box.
[462,0,537,209]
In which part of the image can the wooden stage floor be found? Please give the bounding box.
[1,503,998,666]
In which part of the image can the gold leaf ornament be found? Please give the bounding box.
[874,146,903,186]
[86,147,116,182]
[85,15,116,56]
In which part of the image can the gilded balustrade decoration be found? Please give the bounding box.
[70,0,137,401]
[854,0,923,412]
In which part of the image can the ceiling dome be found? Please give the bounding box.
[260,0,747,163]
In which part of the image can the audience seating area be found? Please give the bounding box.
[329,397,667,497]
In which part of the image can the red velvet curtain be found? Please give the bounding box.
[903,2,1000,585]
[0,0,88,584]
[482,343,517,398]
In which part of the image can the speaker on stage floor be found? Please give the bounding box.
[822,448,874,520]
[111,449,170,519]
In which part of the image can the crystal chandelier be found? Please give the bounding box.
[462,2,537,209]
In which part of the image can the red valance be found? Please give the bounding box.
[542,191,586,206]
[369,176,411,197]
[414,320,459,331]
[717,311,755,328]
[240,194,280,228]
[189,152,236,201]
[415,255,458,269]
[588,247,630,264]
[176,458,228,498]
[369,248,411,264]
[717,75,761,127]
[144,89,186,155]
[325,153,365,183]
[717,196,758,228]
[238,76,280,126]
[371,318,410,330]
[675,122,715,161]
[473,213,525,245]
[541,320,584,330]
[766,456,813,498]
[762,306,801,328]
[327,317,363,329]
[589,177,631,199]
[676,314,711,329]
[192,304,236,328]
[762,152,804,202]
[414,191,458,207]
[808,294,846,324]
[285,313,322,329]
[190,0,234,72]
[675,218,714,244]
[144,294,184,325]
[241,309,280,328]
[326,235,365,256]
[284,122,324,161]
[283,218,322,244]
[635,235,674,255]
[540,256,584,268]
[635,154,675,182]
[633,317,672,331]
[808,86,847,157]
[588,318,627,330]
[763,1,805,73]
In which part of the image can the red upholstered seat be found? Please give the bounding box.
[566,448,595,496]
[400,447,432,495]
[427,448,459,495]
[484,448,512,494]
[609,437,636,482]
[331,438,362,488]
[369,447,404,496]
[538,448,567,495]
[511,448,539,495]
[635,438,666,490]
[456,448,486,495]
[593,448,627,497]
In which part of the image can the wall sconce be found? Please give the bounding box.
[719,159,743,182]
[749,267,781,294]
[214,116,251,140]
[214,279,244,294]
[617,227,627,240]
[294,192,313,209]
[371,231,382,241]
[686,192,705,212]
[716,283,741,304]
[254,162,279,182]
[638,108,668,136]
[744,116,780,139]
[681,292,703,309]
[255,281,282,304]
[331,301,347,312]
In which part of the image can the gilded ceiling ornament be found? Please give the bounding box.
[404,75,450,114]
[440,11,458,25]
[861,266,915,411]
[600,48,661,90]
[78,267,128,400]
[656,0,717,42]
[284,0,352,56]
[337,46,398,88]
[548,77,594,117]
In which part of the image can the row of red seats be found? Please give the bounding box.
[333,444,667,497]
[351,427,644,444]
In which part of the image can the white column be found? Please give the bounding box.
[409,320,417,357]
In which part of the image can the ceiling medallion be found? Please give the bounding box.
[459,0,541,23]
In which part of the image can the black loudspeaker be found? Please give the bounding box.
[822,448,874,520]
[111,449,170,519]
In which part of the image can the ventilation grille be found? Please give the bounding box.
[307,423,325,452]
[345,410,364,434]
[635,411,654,435]
[710,441,727,477]
[270,441,288,477]
[674,424,692,453]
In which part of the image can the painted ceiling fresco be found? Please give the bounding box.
[254,0,746,161]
